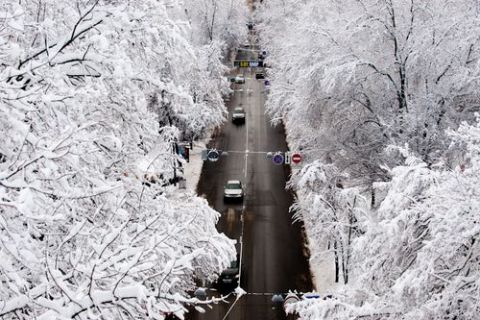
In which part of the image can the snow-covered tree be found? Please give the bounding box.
[259,1,480,318]
[0,1,245,318]
[259,0,480,178]
[292,161,366,285]
[184,0,248,47]
[290,121,480,319]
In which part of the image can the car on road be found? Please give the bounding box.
[224,180,244,201]
[218,259,240,286]
[234,74,245,84]
[232,107,246,124]
[255,72,265,79]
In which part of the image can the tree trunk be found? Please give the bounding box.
[334,240,339,283]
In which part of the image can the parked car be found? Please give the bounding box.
[232,107,246,124]
[255,72,265,80]
[224,180,244,201]
[234,74,245,84]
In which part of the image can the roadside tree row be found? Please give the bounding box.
[259,1,480,318]
[0,0,247,319]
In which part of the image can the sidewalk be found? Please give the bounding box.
[183,139,208,193]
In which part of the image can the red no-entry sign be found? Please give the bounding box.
[291,153,302,164]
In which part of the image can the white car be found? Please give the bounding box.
[224,180,244,201]
[232,107,246,124]
[234,75,245,84]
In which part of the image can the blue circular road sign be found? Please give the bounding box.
[207,149,220,162]
[272,152,284,165]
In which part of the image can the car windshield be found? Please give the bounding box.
[234,108,244,113]
[225,182,241,189]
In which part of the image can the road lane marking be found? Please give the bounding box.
[236,70,249,300]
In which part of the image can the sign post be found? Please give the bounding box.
[284,151,291,165]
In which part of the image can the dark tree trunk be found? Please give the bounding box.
[334,240,339,283]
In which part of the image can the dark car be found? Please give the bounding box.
[218,259,240,286]
[232,107,246,124]
[255,72,265,79]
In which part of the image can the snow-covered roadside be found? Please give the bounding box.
[183,139,208,192]
[289,158,338,294]
[299,213,338,294]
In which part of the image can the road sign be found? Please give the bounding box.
[234,60,261,68]
[272,152,284,165]
[302,292,320,299]
[271,294,284,303]
[177,143,190,162]
[284,293,300,310]
[201,149,208,161]
[207,149,220,162]
[291,152,302,165]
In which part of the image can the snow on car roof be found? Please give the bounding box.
[227,180,241,184]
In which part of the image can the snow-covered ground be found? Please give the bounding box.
[184,139,208,192]
[305,234,339,293]
[289,160,337,294]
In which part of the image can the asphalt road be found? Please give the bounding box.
[186,46,312,320]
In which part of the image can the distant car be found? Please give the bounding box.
[234,74,245,84]
[224,180,244,201]
[232,107,246,124]
[218,259,240,286]
[255,72,265,80]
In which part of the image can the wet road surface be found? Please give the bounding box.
[186,44,312,320]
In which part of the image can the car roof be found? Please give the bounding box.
[234,107,244,111]
[227,179,241,184]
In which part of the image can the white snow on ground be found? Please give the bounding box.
[183,139,208,192]
[307,240,339,294]
[289,159,337,294]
